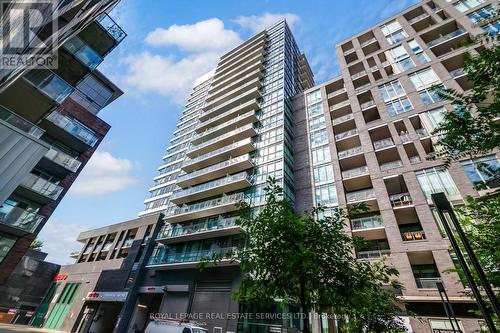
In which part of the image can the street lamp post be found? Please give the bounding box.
[431,193,498,333]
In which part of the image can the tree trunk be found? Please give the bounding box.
[300,277,309,333]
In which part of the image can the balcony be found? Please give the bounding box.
[205,77,262,110]
[157,217,243,244]
[208,68,263,102]
[390,192,413,208]
[44,111,98,151]
[427,29,466,48]
[351,216,383,230]
[165,192,247,223]
[327,87,347,100]
[346,188,375,203]
[351,70,367,80]
[360,100,376,110]
[192,111,257,145]
[357,249,390,260]
[187,124,256,157]
[373,138,394,150]
[379,160,403,171]
[177,154,254,188]
[23,68,74,104]
[182,138,255,173]
[342,166,368,179]
[212,49,265,84]
[338,146,363,159]
[19,174,64,203]
[329,100,350,112]
[332,113,354,126]
[79,13,126,58]
[43,148,82,173]
[63,35,103,69]
[450,67,466,78]
[407,13,430,25]
[198,99,259,125]
[0,106,44,139]
[415,277,441,289]
[100,242,114,251]
[219,31,266,65]
[170,172,253,205]
[335,128,358,141]
[402,230,426,241]
[203,88,262,119]
[0,202,44,234]
[147,246,239,269]
[360,37,377,48]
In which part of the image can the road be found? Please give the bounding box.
[0,323,67,333]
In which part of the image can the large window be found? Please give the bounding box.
[386,97,413,116]
[386,45,415,73]
[467,5,497,23]
[310,129,329,147]
[461,155,500,189]
[421,107,446,131]
[409,68,441,90]
[315,183,338,206]
[306,90,322,105]
[454,0,484,12]
[379,79,406,102]
[313,164,335,184]
[0,233,17,263]
[408,39,430,64]
[311,146,331,165]
[416,167,460,199]
[419,86,443,105]
[380,20,408,45]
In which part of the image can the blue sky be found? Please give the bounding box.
[38,0,419,264]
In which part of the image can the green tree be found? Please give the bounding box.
[30,239,44,251]
[208,179,405,333]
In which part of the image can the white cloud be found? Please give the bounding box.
[121,51,219,103]
[233,12,300,33]
[145,18,242,53]
[70,151,140,196]
[37,219,87,265]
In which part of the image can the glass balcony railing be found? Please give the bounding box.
[332,113,354,125]
[96,13,127,43]
[379,160,403,171]
[46,111,98,147]
[188,124,255,154]
[335,128,358,141]
[177,154,252,184]
[415,277,441,289]
[338,146,363,159]
[351,216,383,230]
[21,173,64,200]
[373,138,394,150]
[0,106,44,138]
[0,202,44,233]
[450,67,466,78]
[427,29,465,48]
[330,100,350,111]
[148,246,238,266]
[389,192,412,207]
[342,165,369,179]
[23,68,74,104]
[45,148,82,172]
[171,172,252,200]
[63,35,103,69]
[360,100,376,110]
[166,192,246,218]
[183,138,254,169]
[193,111,255,140]
[408,13,429,24]
[327,87,346,99]
[351,70,367,80]
[416,128,429,138]
[346,188,375,203]
[402,230,426,241]
[357,249,390,259]
[159,216,239,239]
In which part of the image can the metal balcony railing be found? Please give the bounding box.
[96,13,127,43]
[159,216,239,239]
[0,106,44,139]
[346,188,375,203]
[335,128,358,141]
[166,192,246,217]
[45,148,82,172]
[171,172,252,200]
[63,35,103,69]
[427,29,465,48]
[342,165,369,179]
[373,138,394,150]
[415,277,441,289]
[379,160,403,171]
[148,247,238,266]
[23,68,74,104]
[332,113,354,125]
[390,192,412,207]
[402,230,426,241]
[46,111,99,147]
[351,216,383,230]
[21,174,64,200]
[101,242,113,251]
[338,146,363,159]
[357,249,390,259]
[0,202,44,233]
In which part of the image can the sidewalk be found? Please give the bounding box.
[0,323,67,333]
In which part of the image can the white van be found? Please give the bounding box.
[143,320,209,333]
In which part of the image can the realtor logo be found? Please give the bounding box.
[0,0,58,69]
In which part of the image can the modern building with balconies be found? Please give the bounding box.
[135,20,314,333]
[0,2,125,284]
[296,0,498,331]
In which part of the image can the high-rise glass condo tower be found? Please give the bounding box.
[135,20,313,333]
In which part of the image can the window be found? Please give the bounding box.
[461,155,500,189]
[307,102,324,118]
[310,129,329,147]
[386,97,413,116]
[416,167,460,199]
[380,20,409,44]
[379,79,406,102]
[386,45,415,73]
[312,146,331,165]
[0,233,17,263]
[419,86,443,105]
[313,164,335,184]
[409,68,441,90]
[429,319,464,332]
[315,183,338,206]
[309,115,326,131]
[454,0,484,12]
[306,90,322,105]
[467,5,497,23]
[380,20,403,36]
[408,39,430,64]
[422,107,446,131]
[482,21,500,36]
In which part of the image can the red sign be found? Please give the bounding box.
[53,274,68,281]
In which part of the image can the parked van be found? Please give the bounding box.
[144,320,209,333]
